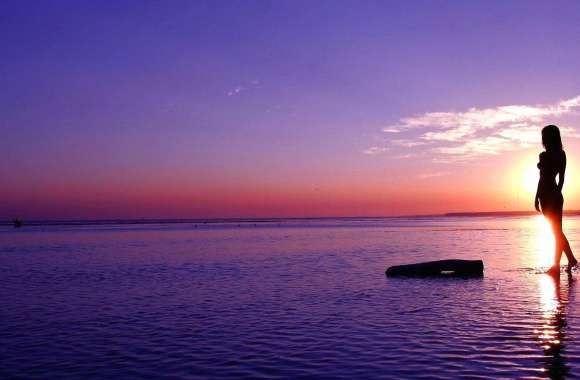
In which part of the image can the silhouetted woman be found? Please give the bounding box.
[535,125,578,276]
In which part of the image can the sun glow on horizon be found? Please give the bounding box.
[511,151,580,213]
[522,162,539,197]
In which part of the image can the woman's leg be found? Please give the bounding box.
[556,211,577,266]
[551,222,577,274]
[546,213,563,273]
[552,225,564,267]
[562,234,575,263]
[558,196,576,268]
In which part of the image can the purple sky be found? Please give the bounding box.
[3,1,580,219]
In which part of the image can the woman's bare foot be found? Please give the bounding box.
[546,265,561,277]
[566,257,578,273]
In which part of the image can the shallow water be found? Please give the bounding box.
[1,216,580,379]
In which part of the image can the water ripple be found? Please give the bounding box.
[1,216,579,378]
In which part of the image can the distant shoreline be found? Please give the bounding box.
[4,211,580,227]
[444,210,580,217]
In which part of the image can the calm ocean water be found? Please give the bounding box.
[2,216,580,379]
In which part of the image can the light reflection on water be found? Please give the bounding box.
[537,274,574,379]
[1,216,580,379]
[535,215,556,268]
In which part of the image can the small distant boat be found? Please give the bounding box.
[12,219,23,228]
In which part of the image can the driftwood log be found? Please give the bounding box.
[385,259,484,277]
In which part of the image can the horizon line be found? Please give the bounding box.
[3,210,577,226]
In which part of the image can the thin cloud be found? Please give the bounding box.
[227,86,243,96]
[363,146,389,155]
[227,80,261,97]
[393,153,418,159]
[382,127,401,133]
[418,171,450,179]
[374,95,580,161]
[391,139,427,148]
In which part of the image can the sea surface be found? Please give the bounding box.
[2,216,580,379]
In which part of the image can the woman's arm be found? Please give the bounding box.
[535,153,542,212]
[535,180,541,212]
[557,152,567,192]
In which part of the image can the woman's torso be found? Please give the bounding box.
[537,150,565,196]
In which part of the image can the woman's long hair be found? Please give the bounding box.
[542,124,563,152]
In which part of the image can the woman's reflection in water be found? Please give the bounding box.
[538,273,574,379]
